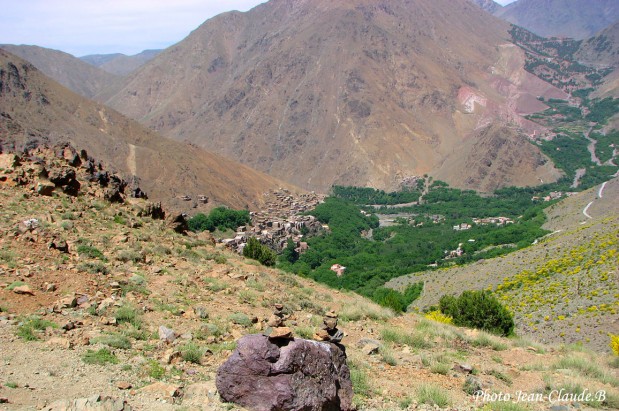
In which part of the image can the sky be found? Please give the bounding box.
[0,0,517,57]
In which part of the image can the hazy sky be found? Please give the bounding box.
[0,0,517,57]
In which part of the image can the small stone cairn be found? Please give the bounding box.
[265,303,293,340]
[313,310,344,343]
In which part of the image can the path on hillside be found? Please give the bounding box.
[127,144,137,176]
[582,181,609,219]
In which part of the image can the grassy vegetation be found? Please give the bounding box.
[180,342,204,364]
[416,384,451,407]
[553,355,619,386]
[91,333,132,349]
[348,358,371,398]
[114,304,142,328]
[82,348,118,365]
[16,316,58,341]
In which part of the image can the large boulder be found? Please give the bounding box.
[216,334,353,411]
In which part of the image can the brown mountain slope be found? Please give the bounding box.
[0,49,296,211]
[104,0,562,193]
[495,0,619,40]
[80,49,162,76]
[0,44,119,98]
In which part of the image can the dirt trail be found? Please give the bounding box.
[127,144,137,176]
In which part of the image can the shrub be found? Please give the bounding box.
[146,359,165,379]
[229,312,252,327]
[424,310,453,324]
[439,290,514,336]
[243,237,276,266]
[77,261,109,274]
[611,334,619,356]
[77,245,105,260]
[114,305,141,328]
[181,343,204,364]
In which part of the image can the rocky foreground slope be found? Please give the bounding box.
[0,143,618,410]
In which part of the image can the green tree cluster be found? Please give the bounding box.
[188,207,250,232]
[332,185,421,205]
[439,290,514,336]
[243,237,276,266]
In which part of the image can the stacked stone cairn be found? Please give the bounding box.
[313,310,344,343]
[265,303,293,340]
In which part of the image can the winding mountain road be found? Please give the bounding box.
[582,181,609,219]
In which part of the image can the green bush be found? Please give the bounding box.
[439,290,514,336]
[77,245,105,260]
[243,237,276,266]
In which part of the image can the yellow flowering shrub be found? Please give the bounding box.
[424,310,453,325]
[611,334,619,356]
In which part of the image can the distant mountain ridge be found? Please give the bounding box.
[103,0,563,193]
[496,0,619,39]
[0,44,118,98]
[80,49,162,76]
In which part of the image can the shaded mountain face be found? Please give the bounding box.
[0,49,295,211]
[496,0,619,40]
[469,0,502,14]
[0,44,118,98]
[104,0,561,192]
[80,50,163,76]
[576,21,619,68]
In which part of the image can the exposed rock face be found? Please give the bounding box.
[216,334,353,411]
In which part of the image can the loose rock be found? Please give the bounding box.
[217,334,353,411]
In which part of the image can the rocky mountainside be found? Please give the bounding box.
[577,21,619,68]
[496,0,619,40]
[0,150,618,410]
[0,49,295,211]
[0,45,119,98]
[103,0,564,193]
[80,50,162,76]
[469,0,503,14]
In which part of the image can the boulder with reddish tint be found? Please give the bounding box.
[216,334,353,411]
